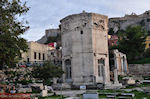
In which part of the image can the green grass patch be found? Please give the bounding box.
[125,85,137,89]
[98,89,150,99]
[99,94,106,98]
[143,76,150,80]
[131,91,150,99]
[138,83,150,87]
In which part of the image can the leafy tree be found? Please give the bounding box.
[0,0,29,69]
[118,25,147,61]
[32,61,64,85]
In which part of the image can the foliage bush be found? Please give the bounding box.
[32,61,64,84]
[129,57,150,64]
[17,80,32,85]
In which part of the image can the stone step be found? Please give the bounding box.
[99,93,117,95]
[121,93,135,98]
[118,96,132,99]
[106,95,116,98]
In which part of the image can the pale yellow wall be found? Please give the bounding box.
[145,36,150,49]
[20,41,50,63]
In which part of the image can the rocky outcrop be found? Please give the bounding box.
[37,35,47,44]
[37,28,60,44]
[109,10,150,33]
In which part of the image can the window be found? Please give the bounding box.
[98,65,101,77]
[65,59,72,79]
[43,53,45,60]
[98,59,105,77]
[39,53,41,60]
[34,52,36,59]
[80,30,83,34]
[98,64,102,77]
[69,67,72,78]
[27,58,29,62]
[19,53,22,58]
[51,52,54,55]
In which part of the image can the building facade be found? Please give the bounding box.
[113,49,128,75]
[108,35,119,46]
[20,42,50,65]
[60,12,111,86]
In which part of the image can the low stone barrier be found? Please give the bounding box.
[128,64,150,76]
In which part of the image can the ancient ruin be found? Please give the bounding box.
[113,49,128,75]
[60,12,111,87]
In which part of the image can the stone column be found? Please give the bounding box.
[62,59,66,83]
[114,69,119,84]
[53,78,57,84]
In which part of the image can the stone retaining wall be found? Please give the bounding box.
[128,64,150,76]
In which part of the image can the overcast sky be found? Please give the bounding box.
[22,0,150,41]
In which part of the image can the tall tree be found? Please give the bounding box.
[0,0,29,69]
[118,25,147,61]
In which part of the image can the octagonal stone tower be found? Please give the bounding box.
[60,12,111,86]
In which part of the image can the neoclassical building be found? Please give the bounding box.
[20,41,50,64]
[60,12,111,86]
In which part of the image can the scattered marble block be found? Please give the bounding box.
[18,88,32,93]
[80,85,86,90]
[105,83,122,89]
[31,83,44,90]
[61,83,71,89]
[65,97,80,99]
[47,86,54,92]
[10,90,16,93]
[127,78,135,85]
[142,80,150,84]
[121,93,135,98]
[33,97,38,99]
[83,92,98,99]
[41,90,48,97]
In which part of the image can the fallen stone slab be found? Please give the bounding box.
[65,97,80,99]
[99,93,118,95]
[142,80,150,83]
[106,95,116,98]
[83,92,99,99]
[121,93,135,98]
[121,89,133,92]
[118,96,132,99]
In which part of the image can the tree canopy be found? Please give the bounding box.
[32,61,64,84]
[0,0,29,69]
[117,25,147,61]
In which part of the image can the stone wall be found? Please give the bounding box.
[128,64,150,76]
[20,41,50,63]
[60,12,111,85]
